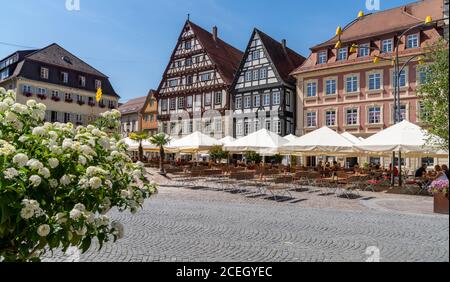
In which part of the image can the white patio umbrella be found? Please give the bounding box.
[219,136,236,146]
[284,134,298,142]
[123,137,140,151]
[353,120,448,157]
[166,131,223,153]
[341,132,362,144]
[224,129,288,156]
[281,127,354,155]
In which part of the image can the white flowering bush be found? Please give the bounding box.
[0,88,157,262]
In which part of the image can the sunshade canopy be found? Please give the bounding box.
[224,129,289,156]
[354,120,448,157]
[281,127,354,154]
[166,131,223,153]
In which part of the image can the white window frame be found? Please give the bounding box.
[61,72,69,83]
[259,68,267,79]
[272,91,281,105]
[345,74,359,93]
[306,81,317,97]
[40,67,49,79]
[318,50,328,64]
[263,93,271,106]
[325,110,337,127]
[306,111,317,128]
[367,71,382,91]
[253,94,260,107]
[244,95,251,109]
[337,48,348,61]
[382,39,393,53]
[345,108,359,126]
[406,33,419,49]
[368,106,382,124]
[325,78,337,96]
[235,96,242,110]
[358,43,370,57]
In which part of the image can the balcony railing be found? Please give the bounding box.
[23,92,33,97]
[51,96,61,102]
[36,94,47,100]
[65,98,73,103]
[77,100,86,106]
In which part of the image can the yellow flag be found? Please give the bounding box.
[96,87,103,103]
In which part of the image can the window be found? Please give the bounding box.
[358,43,370,57]
[263,93,271,106]
[252,50,260,60]
[37,88,47,95]
[184,41,191,50]
[306,112,317,127]
[244,96,251,108]
[169,98,176,110]
[318,51,327,64]
[61,72,69,83]
[392,70,407,88]
[244,121,250,136]
[214,92,222,105]
[254,120,259,131]
[368,107,381,124]
[65,93,72,101]
[252,69,259,81]
[325,110,337,126]
[52,90,59,98]
[276,120,282,134]
[178,97,185,109]
[204,93,212,106]
[215,119,222,132]
[337,48,348,61]
[1,69,9,80]
[161,99,168,111]
[273,91,281,105]
[175,61,182,68]
[186,75,193,85]
[418,68,428,85]
[235,97,242,110]
[392,104,407,122]
[245,71,252,82]
[368,73,381,90]
[79,75,86,87]
[285,92,290,106]
[260,68,267,79]
[265,120,271,131]
[346,108,358,125]
[200,73,211,81]
[236,123,243,136]
[418,101,429,122]
[407,34,419,49]
[40,67,49,79]
[76,94,83,102]
[306,82,317,97]
[186,96,193,108]
[22,85,32,93]
[95,79,102,89]
[253,95,260,107]
[346,75,358,93]
[168,79,178,87]
[64,113,71,123]
[185,58,193,67]
[382,39,393,53]
[325,79,337,95]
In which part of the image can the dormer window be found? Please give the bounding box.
[406,34,419,49]
[318,51,328,64]
[40,67,49,79]
[61,72,68,83]
[358,43,370,57]
[382,39,393,53]
[337,48,348,61]
[79,75,86,87]
[95,79,102,89]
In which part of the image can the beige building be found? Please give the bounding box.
[0,43,120,125]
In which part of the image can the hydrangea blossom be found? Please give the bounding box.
[0,88,158,262]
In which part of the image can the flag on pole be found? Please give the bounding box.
[96,87,103,102]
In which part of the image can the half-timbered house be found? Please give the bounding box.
[156,20,243,137]
[230,29,305,138]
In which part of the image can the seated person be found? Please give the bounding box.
[415,164,428,178]
[442,164,450,180]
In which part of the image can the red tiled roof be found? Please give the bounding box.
[256,29,305,84]
[119,96,147,115]
[188,21,243,85]
[292,0,444,75]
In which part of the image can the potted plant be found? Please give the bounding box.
[23,92,33,97]
[149,133,171,176]
[51,96,60,102]
[77,100,85,106]
[429,180,449,214]
[65,98,73,103]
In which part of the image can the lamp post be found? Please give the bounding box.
[335,12,434,186]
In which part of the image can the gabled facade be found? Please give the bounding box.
[230,29,305,138]
[156,20,243,138]
[119,96,147,137]
[0,43,119,125]
[141,90,158,136]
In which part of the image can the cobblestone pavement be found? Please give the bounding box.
[43,171,449,262]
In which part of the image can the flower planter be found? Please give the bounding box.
[434,193,449,214]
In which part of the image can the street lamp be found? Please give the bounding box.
[334,12,435,186]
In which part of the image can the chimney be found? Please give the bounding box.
[212,26,218,41]
[281,39,287,49]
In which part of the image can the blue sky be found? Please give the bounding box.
[1,0,413,102]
